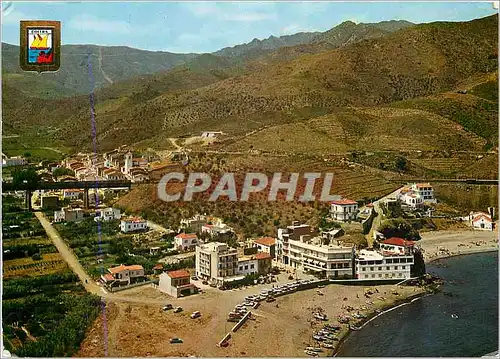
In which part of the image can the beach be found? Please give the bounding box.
[77,229,498,358]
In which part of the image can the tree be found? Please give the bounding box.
[12,167,40,190]
[24,152,32,158]
[395,156,408,172]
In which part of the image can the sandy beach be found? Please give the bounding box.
[77,229,498,358]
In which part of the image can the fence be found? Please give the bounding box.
[109,279,157,292]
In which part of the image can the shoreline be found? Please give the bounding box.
[331,247,498,357]
[330,290,430,357]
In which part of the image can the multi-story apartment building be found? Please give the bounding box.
[276,222,318,265]
[355,238,415,280]
[330,199,359,222]
[195,242,240,286]
[286,236,356,279]
[411,183,436,203]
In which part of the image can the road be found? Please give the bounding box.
[34,212,102,294]
[364,186,404,247]
[169,138,181,150]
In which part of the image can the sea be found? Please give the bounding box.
[336,251,499,357]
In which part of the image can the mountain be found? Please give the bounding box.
[3,15,497,153]
[1,43,197,97]
[311,20,414,46]
[214,32,320,58]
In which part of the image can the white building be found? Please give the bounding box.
[54,207,84,223]
[158,270,197,298]
[277,222,317,265]
[174,233,198,251]
[237,256,259,276]
[201,131,223,138]
[2,155,27,167]
[195,242,242,286]
[330,199,359,222]
[120,217,148,233]
[411,183,436,203]
[180,214,208,233]
[201,222,234,237]
[400,191,424,209]
[286,235,355,279]
[470,212,494,231]
[355,237,415,280]
[95,207,121,222]
[62,189,84,200]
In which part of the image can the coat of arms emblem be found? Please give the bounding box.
[20,20,61,73]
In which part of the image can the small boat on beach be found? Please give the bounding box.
[349,325,361,331]
[306,347,323,352]
[451,313,459,319]
[323,343,334,349]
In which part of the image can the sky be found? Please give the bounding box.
[1,1,498,53]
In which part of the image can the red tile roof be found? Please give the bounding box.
[254,237,276,246]
[102,273,114,281]
[109,264,144,274]
[255,252,272,260]
[366,203,374,207]
[153,264,163,270]
[175,233,198,240]
[167,269,191,279]
[473,213,492,223]
[383,237,415,247]
[331,199,358,205]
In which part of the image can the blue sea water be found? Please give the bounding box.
[336,251,499,357]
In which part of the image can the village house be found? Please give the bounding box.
[195,242,242,286]
[103,168,126,181]
[237,255,259,276]
[54,207,85,223]
[101,264,145,287]
[321,228,345,242]
[62,189,83,200]
[158,269,197,298]
[330,198,359,222]
[120,217,148,233]
[201,131,223,138]
[180,214,208,233]
[95,207,121,222]
[2,155,27,167]
[201,222,234,239]
[252,237,276,258]
[470,212,494,231]
[276,222,318,265]
[399,189,424,209]
[174,233,198,251]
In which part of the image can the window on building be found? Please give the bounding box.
[245,265,248,270]
[362,268,366,272]
[370,267,374,271]
[395,266,398,270]
[402,266,405,269]
[239,266,243,270]
[386,266,390,270]
[371,274,375,278]
[250,264,255,269]
[378,267,382,271]
[378,274,382,278]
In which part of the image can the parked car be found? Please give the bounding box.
[191,311,202,319]
[191,275,198,281]
[170,337,183,344]
[174,306,183,313]
[163,304,173,311]
[202,280,209,285]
